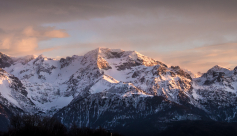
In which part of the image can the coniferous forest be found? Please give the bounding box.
[1,115,237,136]
[1,114,122,136]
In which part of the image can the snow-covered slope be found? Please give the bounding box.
[0,68,33,112]
[4,54,82,114]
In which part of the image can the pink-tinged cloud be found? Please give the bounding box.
[23,26,69,38]
[0,26,69,56]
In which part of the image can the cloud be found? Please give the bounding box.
[43,30,69,38]
[15,38,38,53]
[23,26,68,38]
[0,36,38,55]
[0,28,5,34]
[0,26,69,56]
[1,0,237,29]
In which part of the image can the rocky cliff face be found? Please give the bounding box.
[0,52,13,68]
[0,47,236,132]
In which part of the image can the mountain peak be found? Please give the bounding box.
[13,55,38,65]
[207,65,231,72]
[201,65,233,78]
[234,66,237,70]
[35,54,52,61]
[93,47,144,58]
[37,54,45,58]
[0,52,10,57]
[234,66,237,74]
[83,48,168,70]
[97,47,124,52]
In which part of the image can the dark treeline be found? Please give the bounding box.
[2,115,237,136]
[1,114,122,136]
[111,120,237,136]
[159,120,237,136]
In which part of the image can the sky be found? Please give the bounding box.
[0,0,237,73]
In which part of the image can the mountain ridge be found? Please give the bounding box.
[0,47,236,133]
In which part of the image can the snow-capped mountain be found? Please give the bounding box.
[192,65,237,121]
[0,47,237,132]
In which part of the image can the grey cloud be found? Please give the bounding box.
[0,28,6,36]
[1,0,237,29]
